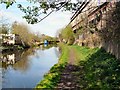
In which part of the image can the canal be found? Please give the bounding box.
[0,45,60,88]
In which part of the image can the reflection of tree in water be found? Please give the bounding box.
[0,62,2,68]
[1,49,34,72]
[12,49,34,72]
[2,68,7,85]
[40,44,57,50]
[43,44,60,59]
[2,62,8,70]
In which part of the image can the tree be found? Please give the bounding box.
[0,15,10,34]
[1,0,82,24]
[59,25,75,45]
[0,24,9,34]
[12,21,40,46]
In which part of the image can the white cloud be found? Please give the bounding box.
[29,11,72,36]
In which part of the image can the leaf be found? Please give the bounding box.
[5,1,14,9]
[6,2,11,8]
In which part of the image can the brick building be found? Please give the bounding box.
[70,0,120,59]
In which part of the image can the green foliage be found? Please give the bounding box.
[61,25,73,39]
[36,73,59,89]
[60,25,75,45]
[0,0,15,9]
[81,48,120,89]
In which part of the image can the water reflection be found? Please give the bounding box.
[1,44,60,88]
[40,43,57,50]
[1,49,31,72]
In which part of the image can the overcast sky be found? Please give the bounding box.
[0,0,72,37]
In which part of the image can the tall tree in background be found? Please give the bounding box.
[12,21,41,46]
[0,24,9,34]
[12,22,35,46]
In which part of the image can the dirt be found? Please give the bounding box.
[56,48,81,89]
[68,49,76,65]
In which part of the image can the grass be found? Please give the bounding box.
[69,46,120,89]
[68,45,98,65]
[77,48,120,89]
[35,43,69,89]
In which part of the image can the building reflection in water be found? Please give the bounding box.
[2,54,15,65]
[1,49,32,72]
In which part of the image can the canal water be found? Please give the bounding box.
[0,45,60,88]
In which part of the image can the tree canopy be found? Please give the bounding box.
[0,0,82,24]
[0,24,9,34]
[12,22,41,46]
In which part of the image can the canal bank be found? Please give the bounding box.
[36,44,120,89]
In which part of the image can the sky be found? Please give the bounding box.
[0,0,73,37]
